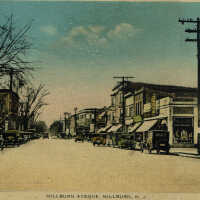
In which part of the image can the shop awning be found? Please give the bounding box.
[128,122,142,133]
[161,119,167,125]
[125,119,133,125]
[97,127,104,133]
[107,124,122,133]
[136,120,158,132]
[97,124,112,133]
[103,124,112,132]
[98,111,106,118]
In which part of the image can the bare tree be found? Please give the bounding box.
[19,83,49,130]
[0,14,34,91]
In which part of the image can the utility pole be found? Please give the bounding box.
[94,108,97,134]
[64,112,67,132]
[179,17,200,126]
[113,76,135,133]
[74,107,78,136]
[64,112,71,138]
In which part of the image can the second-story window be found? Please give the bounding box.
[120,93,123,104]
[111,96,115,106]
[126,108,129,117]
[130,106,134,117]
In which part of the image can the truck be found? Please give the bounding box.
[140,130,170,154]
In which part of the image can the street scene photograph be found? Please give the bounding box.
[1,1,200,199]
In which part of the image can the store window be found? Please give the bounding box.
[173,117,193,144]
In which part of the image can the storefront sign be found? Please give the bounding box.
[151,93,156,114]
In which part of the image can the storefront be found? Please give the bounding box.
[173,117,194,145]
[97,124,112,133]
[107,124,122,133]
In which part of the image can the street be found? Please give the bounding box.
[0,138,200,193]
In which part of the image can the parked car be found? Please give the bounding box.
[23,131,31,142]
[92,133,106,146]
[75,135,84,142]
[43,132,49,139]
[140,130,170,154]
[51,135,57,139]
[4,130,20,147]
[27,129,37,140]
[118,134,136,150]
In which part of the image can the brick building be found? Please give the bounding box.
[108,82,197,147]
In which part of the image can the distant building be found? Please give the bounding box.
[106,82,135,133]
[69,114,76,137]
[0,89,19,130]
[76,107,107,134]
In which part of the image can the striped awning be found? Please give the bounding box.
[136,120,158,132]
[98,112,106,118]
[107,124,122,133]
[128,122,142,133]
[97,124,112,133]
[97,127,104,133]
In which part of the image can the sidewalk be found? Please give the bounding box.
[170,148,200,159]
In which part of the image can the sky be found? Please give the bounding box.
[0,1,200,126]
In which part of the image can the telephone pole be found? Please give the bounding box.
[179,17,200,126]
[113,76,135,133]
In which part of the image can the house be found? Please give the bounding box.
[0,89,19,130]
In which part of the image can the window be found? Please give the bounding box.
[126,108,129,117]
[130,106,134,117]
[111,96,115,106]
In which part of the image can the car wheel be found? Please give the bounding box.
[156,149,160,154]
[166,149,169,155]
[148,146,151,154]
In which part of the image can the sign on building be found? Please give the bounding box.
[151,93,156,115]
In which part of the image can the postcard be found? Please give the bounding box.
[0,1,200,200]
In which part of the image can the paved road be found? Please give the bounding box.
[0,138,200,193]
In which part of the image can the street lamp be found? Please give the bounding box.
[74,107,78,136]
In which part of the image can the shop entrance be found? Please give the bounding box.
[173,117,194,144]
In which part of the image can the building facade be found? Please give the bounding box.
[0,89,19,131]
[75,108,106,134]
[109,82,197,147]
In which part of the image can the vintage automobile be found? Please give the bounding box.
[74,134,84,142]
[4,129,21,147]
[43,132,49,139]
[51,135,57,139]
[140,130,170,154]
[92,133,106,146]
[118,134,136,150]
[17,131,26,145]
[59,132,67,139]
[23,131,32,142]
[27,129,39,140]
